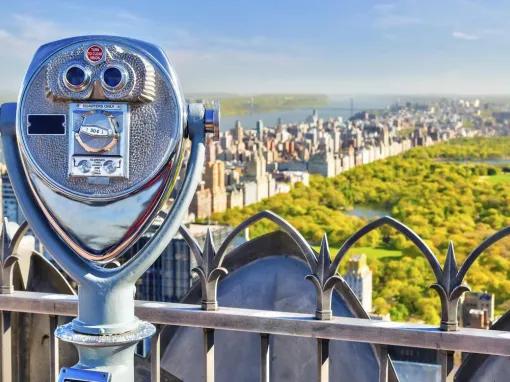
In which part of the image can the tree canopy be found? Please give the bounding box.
[213,137,510,324]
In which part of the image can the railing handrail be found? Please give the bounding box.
[1,290,510,357]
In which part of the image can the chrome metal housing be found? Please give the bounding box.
[16,36,186,262]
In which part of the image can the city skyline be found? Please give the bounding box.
[1,1,510,96]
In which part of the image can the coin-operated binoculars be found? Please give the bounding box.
[0,36,218,381]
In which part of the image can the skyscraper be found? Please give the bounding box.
[256,120,264,141]
[204,161,226,191]
[1,164,24,224]
[344,254,373,313]
[205,138,217,163]
[204,161,227,213]
[233,120,244,142]
[460,291,494,329]
[135,223,240,302]
[189,183,212,220]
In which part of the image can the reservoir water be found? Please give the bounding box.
[344,206,390,219]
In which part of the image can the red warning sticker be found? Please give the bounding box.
[86,45,104,63]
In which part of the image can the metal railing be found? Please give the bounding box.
[0,211,510,381]
[0,291,510,381]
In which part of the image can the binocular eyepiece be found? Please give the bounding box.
[15,36,218,262]
[0,35,220,380]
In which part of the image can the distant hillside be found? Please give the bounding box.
[0,92,17,103]
[189,94,329,116]
[0,92,328,117]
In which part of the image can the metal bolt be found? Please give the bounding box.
[204,107,220,141]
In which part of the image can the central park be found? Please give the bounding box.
[212,137,510,324]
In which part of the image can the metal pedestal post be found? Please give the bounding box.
[73,283,138,335]
[1,100,208,381]
[54,281,155,381]
[56,321,155,382]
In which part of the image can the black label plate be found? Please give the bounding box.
[27,114,66,135]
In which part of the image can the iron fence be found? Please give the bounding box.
[0,210,509,381]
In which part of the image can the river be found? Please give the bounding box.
[220,95,408,131]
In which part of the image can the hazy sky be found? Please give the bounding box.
[0,0,509,95]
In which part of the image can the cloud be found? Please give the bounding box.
[376,15,422,28]
[452,31,479,41]
[155,27,318,93]
[0,14,75,60]
[159,26,308,68]
[373,3,396,12]
[116,11,147,24]
[0,11,313,94]
[0,29,10,39]
[0,14,77,92]
[373,3,422,29]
